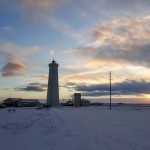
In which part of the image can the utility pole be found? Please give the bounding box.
[110,71,112,109]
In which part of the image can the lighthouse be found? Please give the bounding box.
[46,59,59,106]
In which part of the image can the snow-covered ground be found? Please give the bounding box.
[0,106,150,150]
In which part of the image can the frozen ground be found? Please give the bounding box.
[0,106,150,150]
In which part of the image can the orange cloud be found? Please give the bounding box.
[0,42,41,53]
[22,0,67,12]
[65,16,150,68]
[91,16,150,47]
[0,42,42,78]
[7,54,25,64]
[1,62,25,77]
[22,46,41,51]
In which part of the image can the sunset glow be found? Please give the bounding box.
[0,0,150,103]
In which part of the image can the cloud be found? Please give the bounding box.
[38,74,48,79]
[21,0,67,12]
[29,82,47,88]
[2,25,14,33]
[16,82,47,92]
[76,80,150,97]
[60,81,76,88]
[0,42,42,77]
[0,42,41,53]
[19,86,45,92]
[6,53,25,64]
[90,16,150,67]
[1,62,25,77]
[73,0,150,20]
[0,43,27,77]
[62,69,102,79]
[64,46,94,56]
[49,50,54,56]
[48,17,81,39]
[20,1,82,39]
[0,42,16,52]
[22,46,41,51]
[67,16,150,68]
[0,51,26,77]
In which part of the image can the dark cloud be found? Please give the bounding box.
[16,82,47,92]
[1,62,25,77]
[60,82,77,92]
[62,82,77,87]
[29,82,47,88]
[20,86,45,92]
[93,42,150,67]
[76,80,150,96]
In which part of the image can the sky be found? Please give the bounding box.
[0,0,150,103]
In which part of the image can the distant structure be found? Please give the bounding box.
[3,98,39,107]
[73,93,90,106]
[46,59,59,106]
[74,93,81,106]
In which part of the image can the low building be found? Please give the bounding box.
[63,100,74,106]
[18,99,40,107]
[73,93,90,106]
[4,98,21,107]
[80,99,90,106]
[3,98,40,107]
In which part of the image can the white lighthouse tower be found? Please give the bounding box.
[46,59,59,106]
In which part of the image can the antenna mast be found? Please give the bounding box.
[110,71,112,109]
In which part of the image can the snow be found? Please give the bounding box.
[0,106,150,150]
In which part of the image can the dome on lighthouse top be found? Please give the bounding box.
[49,59,59,67]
